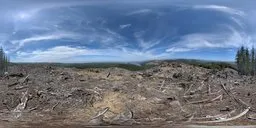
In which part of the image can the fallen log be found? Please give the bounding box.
[13,90,28,112]
[20,75,29,84]
[106,72,110,78]
[14,86,28,90]
[159,80,165,91]
[12,90,29,118]
[220,82,256,112]
[189,95,222,104]
[207,84,211,94]
[220,82,241,106]
[193,109,236,121]
[91,107,109,119]
[184,84,194,96]
[194,107,250,123]
[248,114,256,120]
[52,102,60,110]
[88,107,109,125]
[7,82,19,87]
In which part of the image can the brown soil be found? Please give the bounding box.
[0,61,256,127]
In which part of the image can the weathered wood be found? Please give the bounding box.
[195,107,250,123]
[189,95,222,104]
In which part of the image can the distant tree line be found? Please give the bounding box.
[0,47,9,76]
[236,46,256,75]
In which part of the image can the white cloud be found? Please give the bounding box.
[230,16,245,28]
[14,46,96,62]
[166,47,192,53]
[193,5,245,16]
[137,38,162,50]
[81,28,126,47]
[13,46,169,63]
[166,27,253,53]
[120,24,131,29]
[127,9,152,15]
[134,31,165,50]
[10,32,81,50]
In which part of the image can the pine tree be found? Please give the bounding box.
[245,48,250,75]
[251,47,255,75]
[0,47,4,76]
[240,46,245,75]
[0,47,9,76]
[236,48,241,74]
[255,48,256,76]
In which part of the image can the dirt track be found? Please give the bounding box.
[0,61,256,127]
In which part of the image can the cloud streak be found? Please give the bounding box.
[166,26,253,53]
[10,32,81,51]
[193,5,245,16]
[127,9,152,15]
[13,46,168,62]
[120,24,131,29]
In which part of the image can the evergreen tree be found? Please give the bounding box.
[245,48,250,75]
[236,46,256,76]
[0,47,3,75]
[251,47,255,75]
[236,48,241,74]
[240,46,245,75]
[255,48,256,76]
[236,48,244,75]
[0,47,9,76]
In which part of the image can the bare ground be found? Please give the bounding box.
[0,61,256,127]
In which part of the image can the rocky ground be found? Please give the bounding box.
[0,61,256,127]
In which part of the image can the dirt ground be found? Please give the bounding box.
[0,61,256,127]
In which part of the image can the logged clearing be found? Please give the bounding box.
[0,61,256,127]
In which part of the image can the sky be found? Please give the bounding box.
[0,0,256,63]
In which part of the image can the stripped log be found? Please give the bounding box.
[194,107,250,123]
[159,80,165,91]
[193,109,236,121]
[207,84,211,94]
[248,114,256,120]
[220,82,256,112]
[13,90,28,112]
[189,95,222,104]
[91,107,109,119]
[220,83,241,106]
[52,102,60,110]
[20,75,29,84]
[106,72,110,78]
[12,90,29,118]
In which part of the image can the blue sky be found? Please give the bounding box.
[0,0,255,62]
